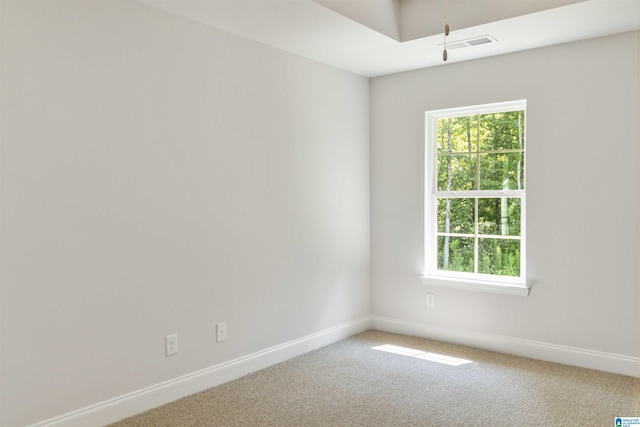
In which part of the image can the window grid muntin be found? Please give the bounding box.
[437,111,525,193]
[435,196,523,276]
[428,101,526,283]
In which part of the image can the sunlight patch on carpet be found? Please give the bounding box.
[371,344,473,366]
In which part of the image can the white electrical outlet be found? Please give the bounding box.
[166,334,178,356]
[427,293,435,309]
[216,322,227,342]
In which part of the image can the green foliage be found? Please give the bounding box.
[477,198,521,236]
[436,110,525,278]
[478,239,520,277]
[437,198,474,233]
[438,237,474,273]
[437,111,525,192]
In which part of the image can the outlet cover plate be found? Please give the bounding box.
[216,322,227,342]
[427,293,435,309]
[166,334,178,356]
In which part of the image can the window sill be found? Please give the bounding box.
[420,275,531,296]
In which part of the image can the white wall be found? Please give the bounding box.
[371,32,639,361]
[637,30,640,363]
[2,0,639,424]
[0,1,370,425]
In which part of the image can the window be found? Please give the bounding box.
[422,100,529,295]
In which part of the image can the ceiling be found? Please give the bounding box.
[137,0,640,77]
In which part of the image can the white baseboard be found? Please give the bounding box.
[28,314,639,426]
[30,316,372,427]
[371,315,640,378]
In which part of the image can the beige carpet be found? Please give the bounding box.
[109,330,640,426]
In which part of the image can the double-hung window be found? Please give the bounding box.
[422,100,529,295]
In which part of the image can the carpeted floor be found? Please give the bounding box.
[109,330,640,426]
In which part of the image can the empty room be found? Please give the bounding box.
[1,0,639,426]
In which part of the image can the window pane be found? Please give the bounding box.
[479,111,525,152]
[437,116,478,153]
[479,152,524,190]
[438,236,474,273]
[477,198,521,236]
[478,238,520,277]
[437,154,476,191]
[437,198,474,234]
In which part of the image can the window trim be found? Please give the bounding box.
[420,275,531,296]
[422,100,530,296]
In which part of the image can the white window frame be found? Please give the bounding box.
[421,100,530,296]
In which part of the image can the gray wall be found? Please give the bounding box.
[0,1,370,425]
[371,31,639,357]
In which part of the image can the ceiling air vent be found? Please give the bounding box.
[439,35,497,50]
